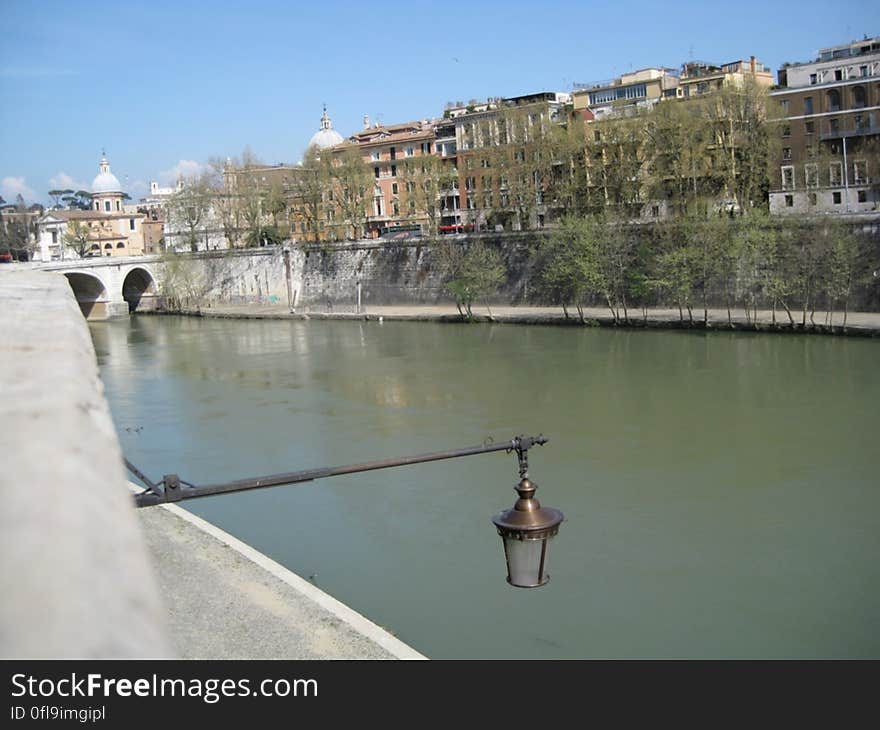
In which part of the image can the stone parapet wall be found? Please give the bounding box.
[0,270,170,657]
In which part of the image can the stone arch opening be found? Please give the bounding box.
[122,267,158,313]
[64,272,109,320]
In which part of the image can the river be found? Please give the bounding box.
[91,315,880,659]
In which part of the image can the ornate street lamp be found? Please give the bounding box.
[492,436,564,588]
[126,434,564,589]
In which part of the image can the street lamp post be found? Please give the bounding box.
[126,434,564,589]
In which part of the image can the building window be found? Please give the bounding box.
[389,147,396,160]
[809,192,817,206]
[781,166,795,190]
[116,242,125,248]
[785,195,794,207]
[405,146,414,157]
[834,69,843,81]
[829,118,840,135]
[782,125,791,138]
[805,163,818,188]
[805,120,814,135]
[104,243,112,249]
[804,97,813,115]
[392,201,400,216]
[782,147,792,161]
[651,205,660,217]
[391,165,397,177]
[829,162,843,186]
[371,150,380,161]
[832,191,842,205]
[780,99,790,113]
[392,183,398,195]
[827,89,841,112]
[51,230,58,244]
[129,218,135,230]
[809,73,817,85]
[857,190,867,203]
[860,65,868,77]
[853,160,867,184]
[374,167,380,179]
[853,86,867,108]
[104,200,111,211]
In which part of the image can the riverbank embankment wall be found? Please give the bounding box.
[156,224,880,314]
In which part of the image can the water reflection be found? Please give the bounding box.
[94,317,880,659]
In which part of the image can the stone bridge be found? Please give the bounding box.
[34,255,162,320]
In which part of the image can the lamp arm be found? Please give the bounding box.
[128,434,547,508]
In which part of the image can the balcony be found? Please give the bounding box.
[820,124,877,141]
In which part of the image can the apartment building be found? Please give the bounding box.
[769,36,880,215]
[678,57,772,99]
[342,118,436,237]
[572,68,680,120]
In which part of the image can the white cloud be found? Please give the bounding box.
[159,160,205,185]
[48,172,88,192]
[1,176,36,203]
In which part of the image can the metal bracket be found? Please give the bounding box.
[162,474,182,503]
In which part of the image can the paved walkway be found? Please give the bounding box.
[170,302,880,335]
[136,498,425,660]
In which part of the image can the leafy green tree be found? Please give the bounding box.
[825,220,862,329]
[441,240,506,320]
[534,215,601,321]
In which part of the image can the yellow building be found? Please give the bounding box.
[38,153,145,259]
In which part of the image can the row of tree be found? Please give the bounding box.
[531,212,873,328]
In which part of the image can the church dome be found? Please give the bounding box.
[92,153,122,194]
[308,106,344,150]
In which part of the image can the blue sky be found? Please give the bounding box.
[1,0,877,205]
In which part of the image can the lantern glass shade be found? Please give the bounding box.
[492,477,563,588]
[501,534,555,587]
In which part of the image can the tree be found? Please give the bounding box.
[655,221,695,324]
[704,77,778,210]
[0,196,39,261]
[534,215,602,321]
[825,220,862,329]
[329,146,372,240]
[168,177,212,251]
[643,99,711,215]
[440,239,506,320]
[62,190,93,210]
[48,188,73,209]
[398,154,451,236]
[63,220,93,258]
[292,146,330,242]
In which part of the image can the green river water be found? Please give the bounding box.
[91,315,880,659]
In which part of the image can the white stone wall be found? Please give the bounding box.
[0,271,170,657]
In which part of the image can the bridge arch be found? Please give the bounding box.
[122,267,159,313]
[64,272,110,320]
